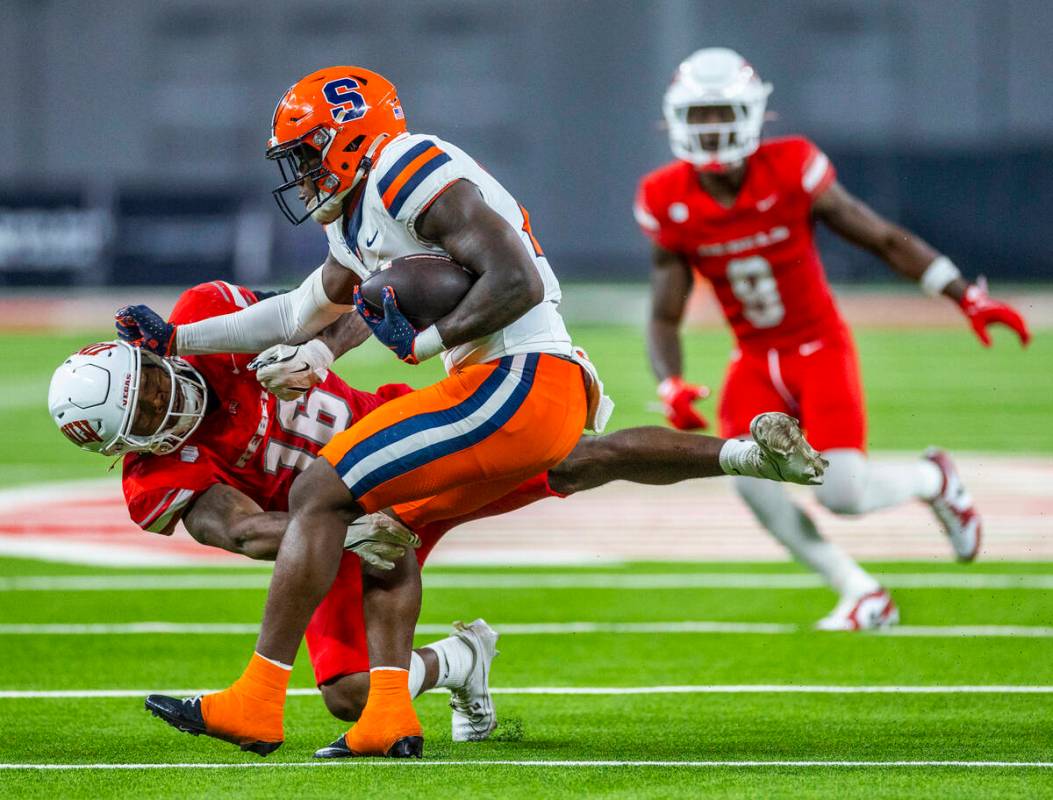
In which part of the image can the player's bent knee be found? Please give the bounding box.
[320,673,370,721]
[813,478,866,515]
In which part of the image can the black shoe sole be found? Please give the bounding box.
[144,695,282,757]
[387,736,424,758]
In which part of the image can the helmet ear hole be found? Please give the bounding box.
[344,134,365,152]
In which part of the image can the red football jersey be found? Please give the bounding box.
[635,136,849,351]
[122,281,411,533]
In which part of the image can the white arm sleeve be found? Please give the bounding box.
[175,266,354,355]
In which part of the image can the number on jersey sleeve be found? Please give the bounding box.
[726,256,785,329]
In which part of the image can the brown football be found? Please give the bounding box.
[358,253,475,329]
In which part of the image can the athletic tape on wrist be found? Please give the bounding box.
[919,256,962,297]
[413,325,445,362]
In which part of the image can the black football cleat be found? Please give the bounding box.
[144,694,282,757]
[313,733,423,759]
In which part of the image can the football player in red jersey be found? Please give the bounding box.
[635,48,1031,631]
[52,280,826,754]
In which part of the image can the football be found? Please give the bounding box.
[358,253,475,329]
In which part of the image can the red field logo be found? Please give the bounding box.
[60,419,102,445]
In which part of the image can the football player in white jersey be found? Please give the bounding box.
[112,64,828,760]
[114,65,600,759]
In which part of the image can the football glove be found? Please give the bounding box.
[958,277,1031,348]
[248,340,335,401]
[344,514,422,571]
[114,304,177,356]
[354,285,441,364]
[657,376,711,431]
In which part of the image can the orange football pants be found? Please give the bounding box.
[319,352,586,515]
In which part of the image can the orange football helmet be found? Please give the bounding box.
[266,66,407,225]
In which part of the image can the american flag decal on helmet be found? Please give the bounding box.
[60,420,102,445]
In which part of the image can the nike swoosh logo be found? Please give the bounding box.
[365,231,379,247]
[757,194,778,212]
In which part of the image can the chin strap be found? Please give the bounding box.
[312,133,393,225]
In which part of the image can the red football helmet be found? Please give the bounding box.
[266,66,407,225]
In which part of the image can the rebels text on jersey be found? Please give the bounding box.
[122,281,410,534]
[323,131,573,371]
[635,136,848,351]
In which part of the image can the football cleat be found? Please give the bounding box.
[924,448,982,562]
[144,694,282,757]
[815,589,899,632]
[313,733,423,759]
[749,412,829,486]
[448,619,499,742]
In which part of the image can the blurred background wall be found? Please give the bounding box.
[0,0,1050,287]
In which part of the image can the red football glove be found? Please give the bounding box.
[958,277,1030,348]
[657,376,711,431]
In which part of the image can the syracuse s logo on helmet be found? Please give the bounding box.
[322,78,368,124]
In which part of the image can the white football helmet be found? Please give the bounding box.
[663,47,772,170]
[48,341,208,456]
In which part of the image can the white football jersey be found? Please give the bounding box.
[325,132,572,371]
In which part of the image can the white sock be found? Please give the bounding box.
[816,449,944,514]
[734,476,878,597]
[718,438,762,477]
[254,651,293,670]
[422,634,474,689]
[408,651,426,698]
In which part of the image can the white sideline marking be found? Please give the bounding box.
[3,620,1053,637]
[0,760,1050,770]
[6,571,1053,592]
[3,685,1053,700]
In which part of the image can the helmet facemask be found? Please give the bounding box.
[267,127,347,225]
[665,101,767,170]
[120,350,208,455]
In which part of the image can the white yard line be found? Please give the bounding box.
[3,620,1053,637]
[6,572,1053,592]
[3,685,1053,700]
[0,760,1050,770]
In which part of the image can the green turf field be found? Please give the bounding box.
[2,324,1051,796]
[0,558,1051,797]
[3,324,1050,488]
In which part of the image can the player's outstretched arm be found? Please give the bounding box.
[648,244,710,430]
[181,484,288,560]
[116,253,360,357]
[813,181,1030,346]
[413,180,544,351]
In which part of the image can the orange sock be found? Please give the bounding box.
[345,668,422,755]
[200,652,290,745]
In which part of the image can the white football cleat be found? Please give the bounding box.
[749,412,829,485]
[448,618,499,742]
[815,589,899,631]
[924,448,982,562]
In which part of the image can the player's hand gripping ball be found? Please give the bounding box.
[114,305,177,356]
[354,284,425,364]
[657,376,711,431]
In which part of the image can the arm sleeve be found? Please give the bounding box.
[175,266,354,355]
[123,453,220,534]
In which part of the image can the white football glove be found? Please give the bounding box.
[343,514,422,571]
[248,339,335,401]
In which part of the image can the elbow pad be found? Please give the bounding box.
[177,267,354,355]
